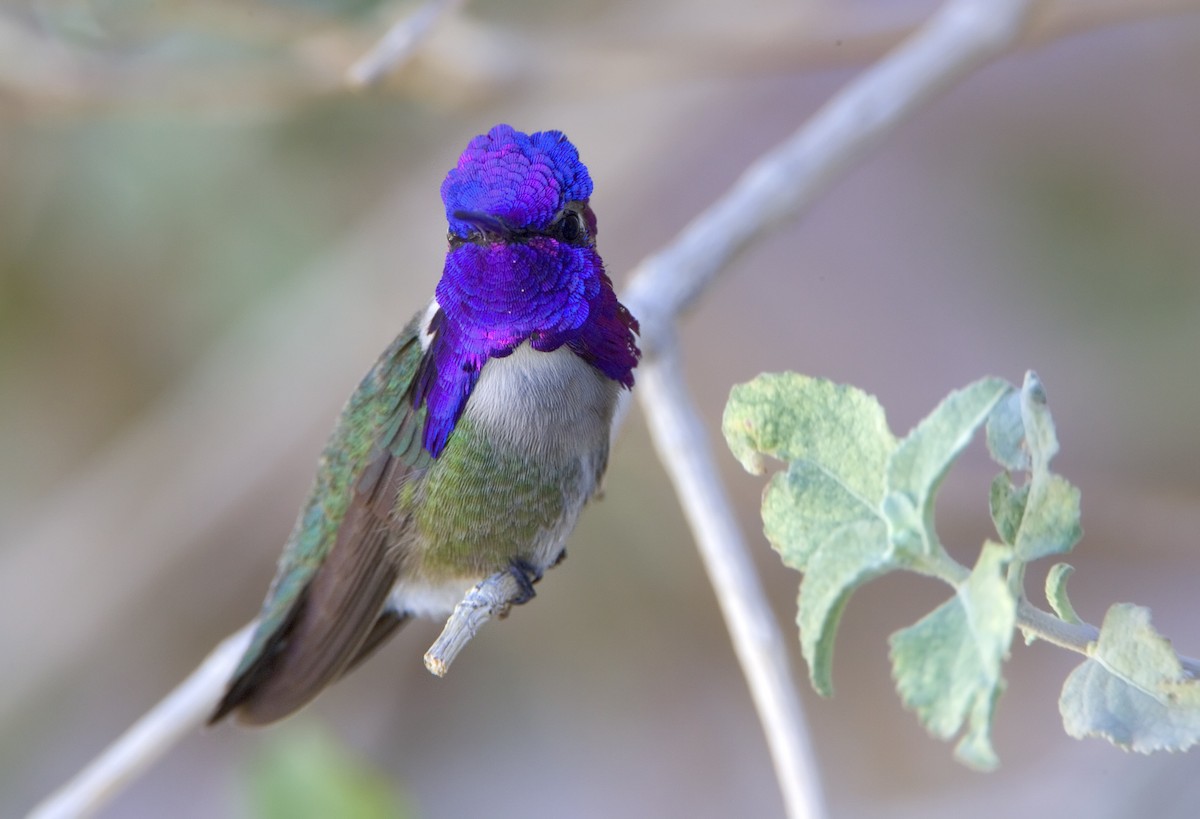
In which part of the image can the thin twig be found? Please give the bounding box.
[424,570,526,676]
[637,334,827,819]
[28,624,254,819]
[346,0,468,88]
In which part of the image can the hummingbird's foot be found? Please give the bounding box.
[505,558,542,608]
[551,548,567,568]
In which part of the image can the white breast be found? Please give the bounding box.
[467,343,617,454]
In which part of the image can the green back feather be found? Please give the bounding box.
[233,313,427,679]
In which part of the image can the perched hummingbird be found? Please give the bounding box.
[211,124,639,725]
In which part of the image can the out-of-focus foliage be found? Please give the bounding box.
[0,94,430,520]
[249,726,412,819]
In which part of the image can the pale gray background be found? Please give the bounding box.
[3,2,1199,817]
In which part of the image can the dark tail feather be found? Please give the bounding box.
[210,445,418,726]
[209,601,407,726]
[209,598,306,725]
[342,610,410,677]
[209,528,400,725]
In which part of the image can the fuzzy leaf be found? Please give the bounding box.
[1060,604,1200,753]
[1045,563,1082,625]
[797,520,895,695]
[723,374,895,503]
[1014,473,1082,561]
[884,378,1012,560]
[985,389,1028,471]
[763,460,878,570]
[988,473,1028,546]
[984,373,1082,560]
[890,542,1017,769]
[724,374,900,694]
[1020,371,1058,470]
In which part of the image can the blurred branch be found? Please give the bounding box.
[622,0,1036,325]
[28,624,254,819]
[346,0,468,88]
[3,1,1198,112]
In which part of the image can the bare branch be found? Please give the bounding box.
[622,0,1036,332]
[423,570,527,677]
[636,334,827,819]
[28,624,254,819]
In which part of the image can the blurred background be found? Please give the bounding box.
[3,0,1200,816]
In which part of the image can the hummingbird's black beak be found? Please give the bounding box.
[453,210,513,239]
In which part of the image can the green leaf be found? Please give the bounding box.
[1019,371,1058,471]
[1014,473,1082,561]
[984,373,1082,561]
[723,374,899,695]
[797,520,895,695]
[884,378,1012,560]
[249,726,410,819]
[985,390,1028,471]
[889,542,1017,769]
[722,374,896,504]
[988,473,1028,546]
[1045,563,1081,625]
[762,461,878,570]
[1060,604,1200,753]
[1012,372,1081,559]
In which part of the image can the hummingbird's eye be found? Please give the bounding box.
[555,211,584,243]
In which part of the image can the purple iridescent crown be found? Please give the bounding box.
[442,125,593,237]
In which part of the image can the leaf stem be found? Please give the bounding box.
[1016,598,1099,654]
[1017,599,1200,679]
[902,549,970,587]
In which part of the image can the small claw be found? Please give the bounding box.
[507,558,541,606]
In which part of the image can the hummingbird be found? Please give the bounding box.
[210,124,639,725]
